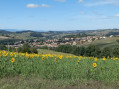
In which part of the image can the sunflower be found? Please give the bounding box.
[93,63,97,68]
[11,58,15,63]
[55,58,57,62]
[10,53,13,57]
[103,57,106,61]
[94,58,97,62]
[42,57,45,61]
[78,60,80,63]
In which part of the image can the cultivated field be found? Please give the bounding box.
[0,50,119,89]
[0,36,8,40]
[81,37,119,49]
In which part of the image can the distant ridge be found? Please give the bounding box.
[0,30,12,34]
[16,30,36,33]
[0,29,46,32]
[0,28,119,34]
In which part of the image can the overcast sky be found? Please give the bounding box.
[0,0,119,31]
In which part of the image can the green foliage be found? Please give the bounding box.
[31,47,38,54]
[85,45,101,57]
[21,43,31,53]
[18,43,38,54]
[106,32,119,36]
[112,46,119,57]
[0,53,119,84]
[79,46,85,56]
[71,45,77,54]
[101,47,111,57]
[0,39,21,45]
[56,45,102,57]
[62,33,87,38]
[40,46,48,49]
[0,44,7,50]
[55,44,119,58]
[56,44,72,53]
[9,47,16,52]
[72,46,80,56]
[30,32,43,37]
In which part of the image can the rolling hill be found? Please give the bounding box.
[80,37,119,49]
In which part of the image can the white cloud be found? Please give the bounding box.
[54,0,66,2]
[78,0,83,3]
[115,14,119,17]
[26,4,51,8]
[85,1,114,6]
[26,4,39,8]
[41,4,51,7]
[84,0,119,6]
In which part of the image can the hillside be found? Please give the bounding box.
[1,29,119,48]
[81,37,119,49]
[1,29,119,40]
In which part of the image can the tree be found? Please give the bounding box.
[18,43,31,53]
[9,47,16,52]
[31,47,38,54]
[79,46,85,56]
[30,32,43,37]
[112,46,119,57]
[101,47,111,57]
[0,45,7,50]
[85,45,101,57]
[71,45,77,54]
[18,43,38,54]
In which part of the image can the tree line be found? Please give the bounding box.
[0,43,119,58]
[0,43,38,54]
[0,39,21,45]
[55,44,119,58]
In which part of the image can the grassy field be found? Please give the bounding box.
[14,33,36,40]
[38,49,74,56]
[1,50,119,89]
[1,76,119,89]
[81,37,119,49]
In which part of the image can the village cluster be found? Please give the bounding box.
[8,36,107,48]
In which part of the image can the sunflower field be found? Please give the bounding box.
[0,50,119,84]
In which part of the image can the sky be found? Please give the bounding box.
[0,0,119,31]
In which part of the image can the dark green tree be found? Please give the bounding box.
[79,46,85,56]
[31,47,38,54]
[112,46,119,57]
[0,45,7,50]
[101,47,111,57]
[85,45,101,57]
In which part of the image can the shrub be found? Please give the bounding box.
[112,46,119,57]
[101,47,111,57]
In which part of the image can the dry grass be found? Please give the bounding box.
[0,76,119,89]
[0,36,8,39]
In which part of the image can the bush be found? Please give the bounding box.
[112,46,119,57]
[101,47,111,57]
[31,48,38,54]
[79,46,85,56]
[56,44,72,53]
[18,43,38,54]
[85,45,101,57]
[0,45,7,50]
